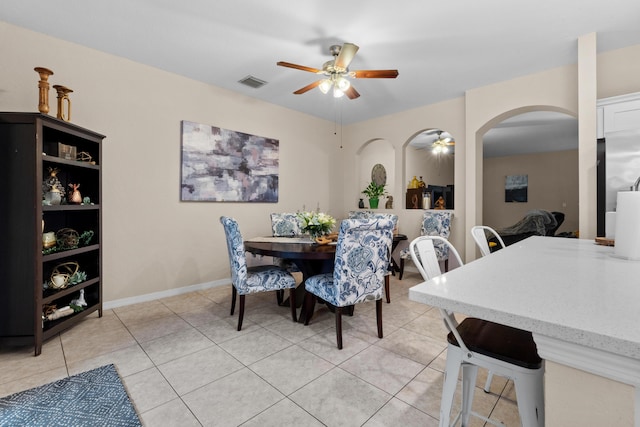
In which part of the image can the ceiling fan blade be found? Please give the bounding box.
[277,61,322,74]
[334,43,359,71]
[345,85,360,100]
[352,69,399,79]
[293,80,322,95]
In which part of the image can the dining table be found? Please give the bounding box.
[408,236,640,426]
[245,234,407,322]
[244,237,337,322]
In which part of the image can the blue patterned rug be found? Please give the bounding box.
[0,364,141,426]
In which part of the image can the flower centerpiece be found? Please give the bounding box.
[362,181,386,209]
[297,211,336,240]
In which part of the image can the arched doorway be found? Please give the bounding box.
[481,111,579,234]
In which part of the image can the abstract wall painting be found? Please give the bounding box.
[180,120,279,202]
[505,174,528,203]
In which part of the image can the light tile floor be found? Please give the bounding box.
[0,273,521,426]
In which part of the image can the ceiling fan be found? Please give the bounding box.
[431,131,455,154]
[277,43,399,99]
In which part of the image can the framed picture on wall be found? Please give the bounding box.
[505,175,528,202]
[180,120,279,202]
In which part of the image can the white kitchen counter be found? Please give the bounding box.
[409,236,640,426]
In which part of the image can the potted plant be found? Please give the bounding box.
[362,181,386,209]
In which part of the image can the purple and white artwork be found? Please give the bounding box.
[180,120,279,202]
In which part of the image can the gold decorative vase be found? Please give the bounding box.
[34,67,54,114]
[53,85,73,121]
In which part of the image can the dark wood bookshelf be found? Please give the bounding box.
[0,112,104,356]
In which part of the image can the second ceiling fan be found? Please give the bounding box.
[277,43,398,99]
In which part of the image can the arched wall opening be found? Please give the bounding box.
[473,105,578,244]
[402,128,456,209]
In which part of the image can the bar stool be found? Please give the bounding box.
[410,235,544,427]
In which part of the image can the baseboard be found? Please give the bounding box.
[103,278,231,310]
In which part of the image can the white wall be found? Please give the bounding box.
[483,150,579,233]
[0,22,335,302]
[342,97,467,255]
[4,20,640,302]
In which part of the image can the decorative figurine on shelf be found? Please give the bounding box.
[358,198,365,208]
[70,289,87,309]
[34,67,54,114]
[42,167,64,205]
[42,231,56,249]
[418,176,426,188]
[77,151,95,165]
[409,176,419,189]
[68,183,82,204]
[385,195,394,209]
[53,84,73,121]
[435,196,446,210]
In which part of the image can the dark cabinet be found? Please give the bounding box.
[0,112,104,356]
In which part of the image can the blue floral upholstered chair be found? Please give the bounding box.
[303,217,395,349]
[269,213,302,288]
[348,211,398,303]
[220,216,297,331]
[399,210,452,279]
[347,210,375,220]
[270,212,303,237]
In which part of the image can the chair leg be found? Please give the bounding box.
[461,363,479,426]
[440,345,463,427]
[444,258,449,272]
[483,371,494,393]
[276,289,283,305]
[289,288,297,322]
[376,299,383,338]
[399,258,405,280]
[335,307,343,349]
[237,294,245,331]
[385,274,390,303]
[513,369,545,427]
[303,291,316,325]
[230,286,237,315]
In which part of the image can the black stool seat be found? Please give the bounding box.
[447,318,542,369]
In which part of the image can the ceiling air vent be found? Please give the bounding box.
[238,75,267,89]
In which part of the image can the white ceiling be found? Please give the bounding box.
[1,1,634,155]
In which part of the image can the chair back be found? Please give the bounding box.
[471,225,506,256]
[409,235,470,354]
[220,216,248,287]
[348,210,374,220]
[331,217,396,305]
[270,213,303,237]
[421,211,453,260]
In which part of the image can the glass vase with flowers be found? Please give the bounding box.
[297,211,336,241]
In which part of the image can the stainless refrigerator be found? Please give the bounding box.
[597,128,640,236]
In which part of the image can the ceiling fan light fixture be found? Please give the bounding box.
[318,79,332,94]
[336,76,350,91]
[277,42,397,101]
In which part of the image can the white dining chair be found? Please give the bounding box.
[410,235,544,427]
[471,225,506,257]
[470,225,507,393]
